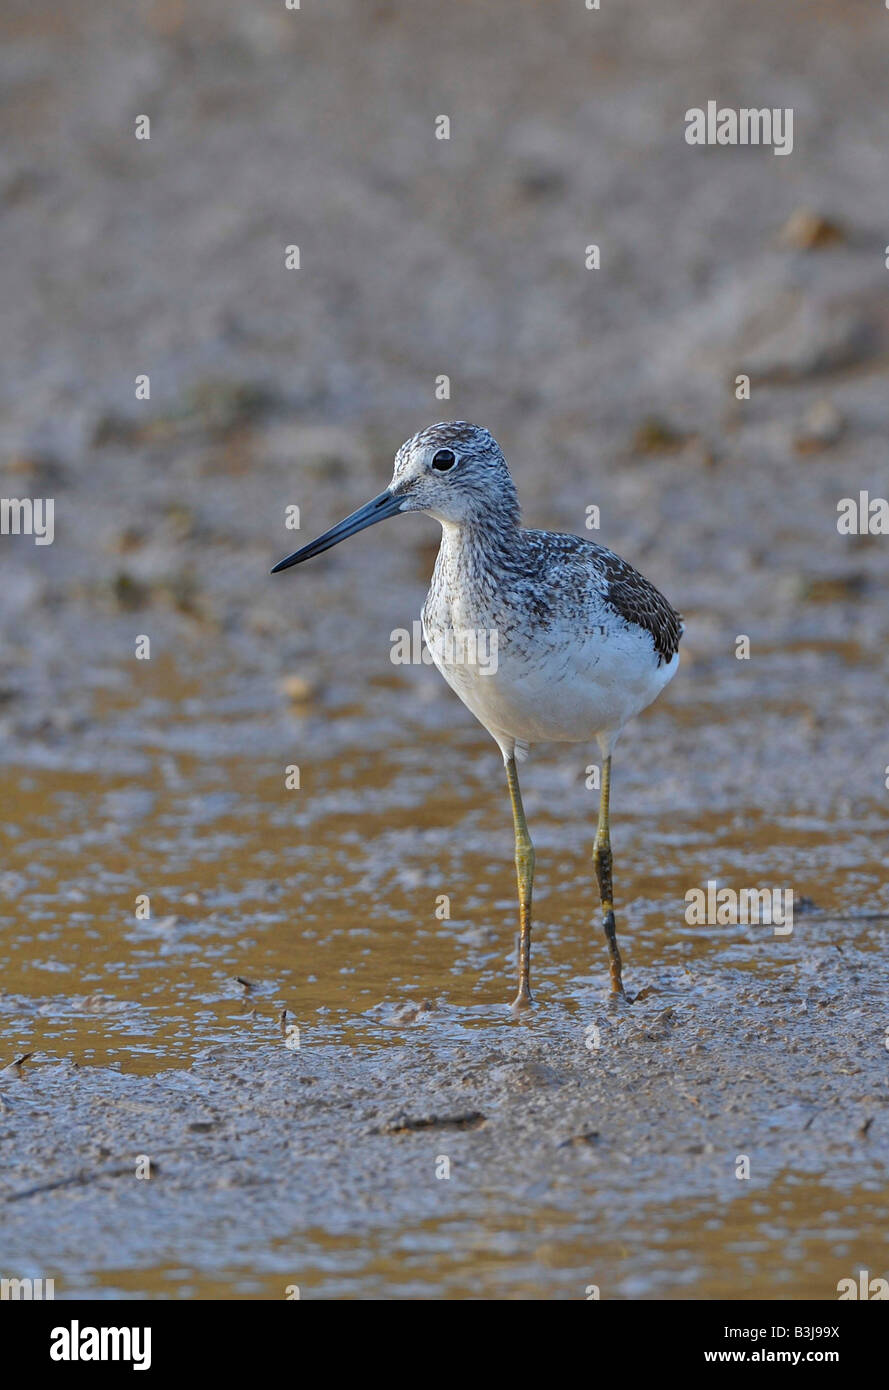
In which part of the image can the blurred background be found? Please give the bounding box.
[1,0,888,1300]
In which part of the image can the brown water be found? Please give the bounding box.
[2,652,888,1299]
[4,737,886,1071]
[59,1180,889,1301]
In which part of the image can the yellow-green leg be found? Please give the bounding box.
[593,755,625,997]
[505,756,535,1009]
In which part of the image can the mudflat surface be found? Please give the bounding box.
[1,0,888,1298]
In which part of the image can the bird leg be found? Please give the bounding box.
[593,755,625,997]
[505,755,535,1009]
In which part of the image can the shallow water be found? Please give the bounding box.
[2,650,887,1299]
[44,1178,889,1302]
[4,731,886,1072]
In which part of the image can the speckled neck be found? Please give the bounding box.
[437,510,523,574]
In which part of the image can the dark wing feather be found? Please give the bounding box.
[592,547,683,664]
[519,531,683,666]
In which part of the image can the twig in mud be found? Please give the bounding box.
[558,1130,601,1148]
[1,1052,36,1077]
[4,1162,154,1204]
[371,1111,485,1135]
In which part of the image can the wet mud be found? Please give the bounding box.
[1,0,888,1298]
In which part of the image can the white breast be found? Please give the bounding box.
[422,608,678,749]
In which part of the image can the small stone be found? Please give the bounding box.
[110,527,144,555]
[779,208,845,250]
[279,674,319,703]
[631,417,688,456]
[3,452,64,485]
[794,399,844,454]
[795,572,867,603]
[391,998,435,1025]
[111,572,149,611]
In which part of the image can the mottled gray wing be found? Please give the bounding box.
[524,531,683,666]
[591,546,683,664]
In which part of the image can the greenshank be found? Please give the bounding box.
[272,422,682,1008]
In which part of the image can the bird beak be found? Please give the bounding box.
[270,489,404,574]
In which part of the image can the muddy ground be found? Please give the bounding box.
[0,0,888,1297]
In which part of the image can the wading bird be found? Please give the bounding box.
[273,422,682,1008]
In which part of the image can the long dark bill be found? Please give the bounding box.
[270,490,403,574]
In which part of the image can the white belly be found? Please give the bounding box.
[422,614,679,747]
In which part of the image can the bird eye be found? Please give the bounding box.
[431,448,457,471]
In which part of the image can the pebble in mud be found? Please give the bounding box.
[278,674,321,704]
[793,399,844,453]
[778,207,845,250]
[390,998,436,1024]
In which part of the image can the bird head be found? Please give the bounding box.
[271,421,518,573]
